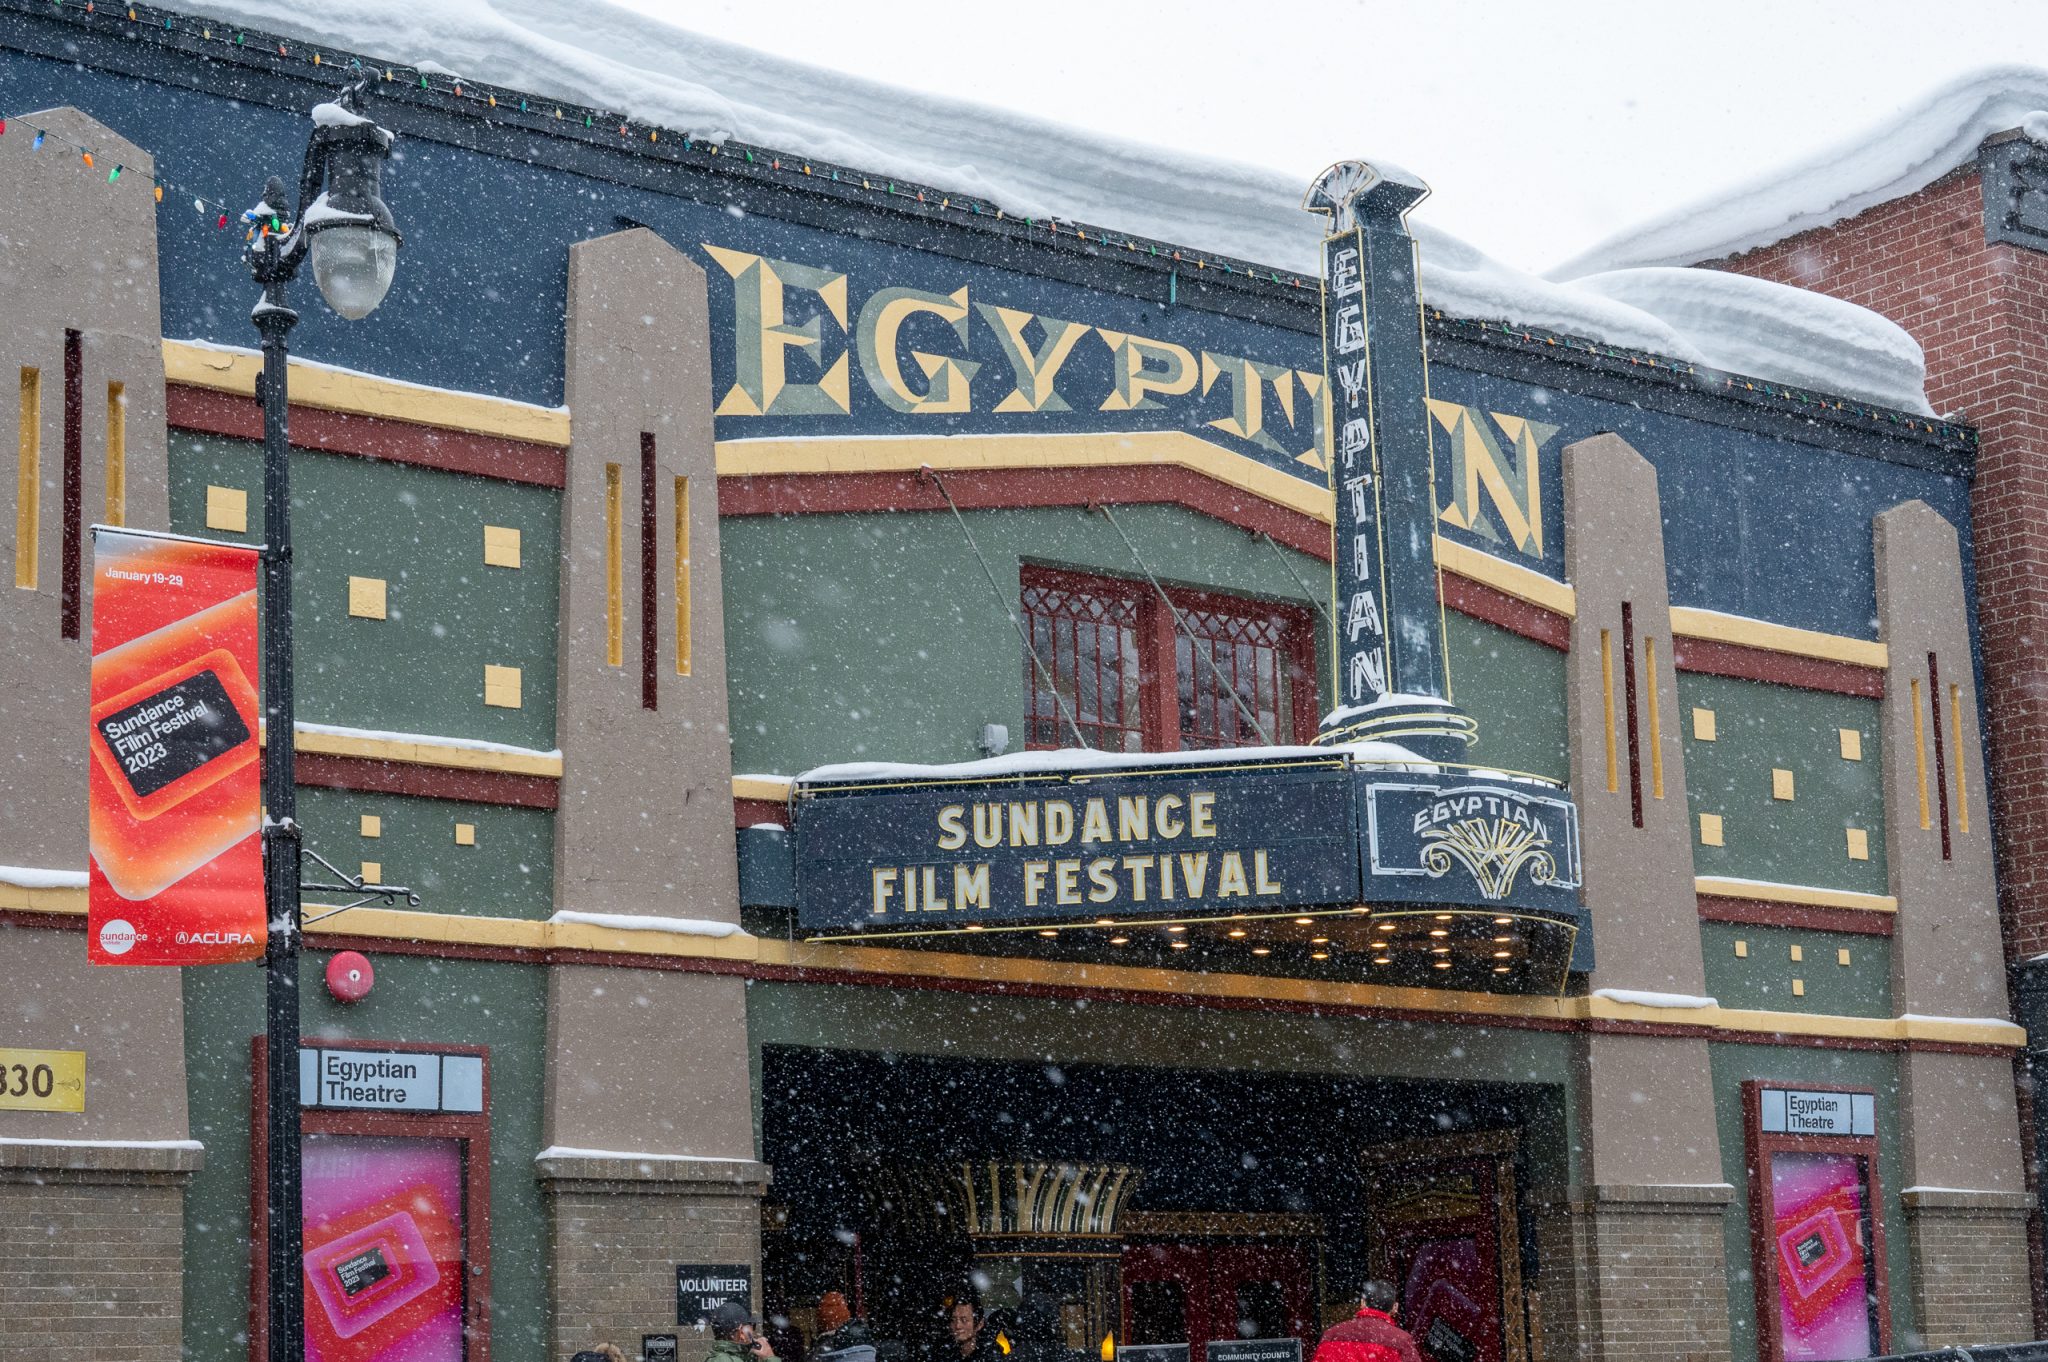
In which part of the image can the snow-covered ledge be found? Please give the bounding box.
[534,1145,769,1191]
[1899,1186,2035,1214]
[0,1136,204,1177]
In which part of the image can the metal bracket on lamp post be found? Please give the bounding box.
[299,843,422,924]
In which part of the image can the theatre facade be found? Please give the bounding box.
[0,6,2034,1362]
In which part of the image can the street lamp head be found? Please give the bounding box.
[300,83,401,320]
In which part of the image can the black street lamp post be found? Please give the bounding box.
[244,80,405,1362]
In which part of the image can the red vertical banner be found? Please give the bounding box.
[88,528,265,964]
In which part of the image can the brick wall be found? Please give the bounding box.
[1711,170,2048,958]
[1901,1198,2034,1348]
[1533,1189,1732,1362]
[545,1164,768,1361]
[0,1171,185,1362]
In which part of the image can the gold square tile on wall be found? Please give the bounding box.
[483,524,522,568]
[1692,707,1717,741]
[1790,944,1803,962]
[360,861,382,884]
[347,575,387,620]
[1837,948,1852,967]
[1839,728,1863,761]
[205,485,247,532]
[1846,827,1870,861]
[1772,768,1796,801]
[359,814,381,839]
[454,823,476,846]
[1699,813,1724,847]
[483,664,523,709]
[1792,978,1805,997]
[1734,939,1748,958]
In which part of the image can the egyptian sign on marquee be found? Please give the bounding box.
[1362,780,1581,912]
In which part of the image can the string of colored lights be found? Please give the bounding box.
[0,107,247,229]
[9,0,1979,446]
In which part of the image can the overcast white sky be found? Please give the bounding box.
[606,0,2048,273]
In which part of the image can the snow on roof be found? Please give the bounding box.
[1554,66,2048,278]
[178,0,1932,413]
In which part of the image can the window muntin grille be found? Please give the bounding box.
[1021,577,1144,751]
[1176,603,1293,750]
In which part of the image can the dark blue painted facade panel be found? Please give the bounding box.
[0,39,1976,651]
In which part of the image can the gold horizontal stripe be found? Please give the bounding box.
[1695,876,1897,913]
[305,905,760,962]
[291,727,563,778]
[0,881,86,914]
[713,432,1335,525]
[1669,606,1887,671]
[163,339,571,447]
[1433,536,1577,618]
[255,723,564,778]
[733,775,795,804]
[5,894,2016,1047]
[1584,993,2021,1047]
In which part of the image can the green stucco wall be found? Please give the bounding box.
[721,505,1328,774]
[1445,610,1569,783]
[1678,673,1886,895]
[1699,922,1892,1017]
[181,954,551,1361]
[167,432,562,749]
[297,786,555,920]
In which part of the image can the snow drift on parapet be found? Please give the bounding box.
[177,0,1933,413]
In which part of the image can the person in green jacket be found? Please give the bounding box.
[702,1301,778,1362]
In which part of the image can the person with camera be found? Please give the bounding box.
[701,1300,780,1362]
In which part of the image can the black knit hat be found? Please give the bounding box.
[712,1301,755,1339]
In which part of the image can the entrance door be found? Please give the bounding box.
[1123,1242,1209,1358]
[1364,1132,1526,1362]
[1207,1245,1313,1346]
[1120,1243,1313,1362]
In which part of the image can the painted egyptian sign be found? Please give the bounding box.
[1360,780,1581,909]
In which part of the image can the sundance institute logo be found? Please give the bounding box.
[97,918,140,955]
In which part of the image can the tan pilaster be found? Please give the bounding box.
[543,228,765,1356]
[1875,500,2032,1348]
[1547,433,1729,1362]
[0,109,189,1362]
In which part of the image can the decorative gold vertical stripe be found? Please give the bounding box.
[1644,636,1664,799]
[1600,629,1617,793]
[103,383,125,526]
[1951,683,1968,834]
[604,462,623,668]
[15,367,39,589]
[674,475,692,677]
[1911,678,1930,830]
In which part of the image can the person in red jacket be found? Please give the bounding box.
[1309,1281,1422,1362]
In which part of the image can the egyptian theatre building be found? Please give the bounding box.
[0,6,2034,1362]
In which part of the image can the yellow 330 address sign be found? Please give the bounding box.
[0,1048,85,1112]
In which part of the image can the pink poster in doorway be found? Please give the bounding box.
[302,1133,466,1362]
[1771,1152,1875,1361]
